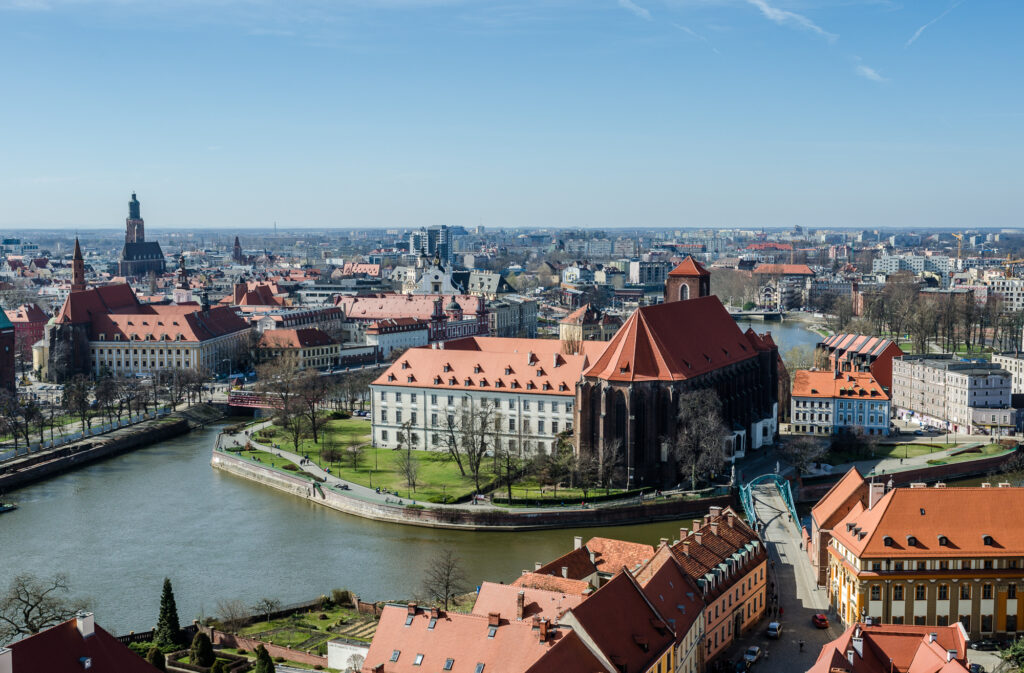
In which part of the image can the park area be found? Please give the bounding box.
[251,416,627,504]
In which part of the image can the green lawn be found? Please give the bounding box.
[927,443,1011,465]
[254,417,492,502]
[501,481,624,502]
[235,448,316,479]
[827,442,954,464]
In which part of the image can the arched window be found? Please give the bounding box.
[679,283,689,301]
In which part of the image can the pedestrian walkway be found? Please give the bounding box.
[717,484,836,673]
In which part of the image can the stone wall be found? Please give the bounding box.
[205,628,328,668]
[212,449,737,531]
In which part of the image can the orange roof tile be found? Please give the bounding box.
[810,467,868,529]
[791,370,889,400]
[807,623,969,673]
[258,327,336,349]
[471,582,584,622]
[584,296,763,382]
[511,573,591,595]
[832,485,1024,558]
[667,256,710,277]
[752,263,814,276]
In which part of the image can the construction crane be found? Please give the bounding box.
[1001,253,1024,278]
[951,232,964,262]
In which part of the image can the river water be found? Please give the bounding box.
[0,320,821,635]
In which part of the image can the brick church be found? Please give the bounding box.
[575,256,780,486]
[117,192,166,277]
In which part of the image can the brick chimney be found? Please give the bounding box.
[516,591,525,620]
[709,506,723,518]
[488,612,501,628]
[692,519,702,532]
[682,540,691,557]
[694,532,703,545]
[659,537,669,547]
[407,602,417,615]
[727,513,735,528]
[538,618,550,642]
[710,522,719,535]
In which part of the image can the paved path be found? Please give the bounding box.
[717,483,837,673]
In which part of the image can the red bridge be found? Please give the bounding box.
[227,390,282,409]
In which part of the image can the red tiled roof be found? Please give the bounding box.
[511,573,590,595]
[807,623,969,673]
[634,549,704,645]
[372,337,602,396]
[4,303,48,324]
[55,284,139,324]
[810,467,867,529]
[259,327,336,349]
[565,571,676,673]
[7,617,161,673]
[833,485,1024,558]
[745,242,793,251]
[336,293,484,321]
[584,296,759,382]
[362,604,583,673]
[586,537,655,574]
[752,263,814,276]
[667,256,710,277]
[471,582,584,622]
[791,370,888,400]
[668,507,764,597]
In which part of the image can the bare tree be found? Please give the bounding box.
[62,375,93,432]
[0,573,89,644]
[672,389,727,491]
[421,550,467,611]
[296,370,330,444]
[345,443,364,470]
[778,435,828,475]
[396,424,419,493]
[214,598,250,632]
[250,598,281,623]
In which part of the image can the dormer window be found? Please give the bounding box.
[907,535,918,547]
[401,361,409,369]
[938,535,949,547]
[443,363,452,372]
[983,535,995,546]
[434,376,442,384]
[474,365,482,374]
[388,374,396,382]
[505,367,512,375]
[883,536,894,547]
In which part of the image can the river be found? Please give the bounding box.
[0,320,822,636]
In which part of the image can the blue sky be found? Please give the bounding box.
[0,0,1019,230]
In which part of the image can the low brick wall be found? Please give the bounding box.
[212,449,737,531]
[206,628,327,668]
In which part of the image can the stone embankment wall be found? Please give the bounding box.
[0,404,225,491]
[796,449,1020,502]
[212,449,736,531]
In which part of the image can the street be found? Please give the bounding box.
[718,482,837,673]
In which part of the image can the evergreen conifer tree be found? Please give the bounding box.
[145,646,166,672]
[153,578,182,646]
[189,631,215,667]
[210,661,228,673]
[253,644,276,673]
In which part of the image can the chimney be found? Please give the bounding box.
[76,611,95,639]
[430,607,439,619]
[516,591,525,620]
[709,506,723,518]
[947,650,958,663]
[851,635,863,658]
[847,650,855,666]
[659,537,669,547]
[589,551,596,564]
[534,561,543,571]
[694,532,703,545]
[521,569,529,576]
[553,353,559,368]
[488,612,501,627]
[727,513,735,528]
[561,566,568,578]
[0,647,10,673]
[680,527,688,541]
[692,519,702,532]
[538,618,550,642]
[710,522,719,535]
[407,602,418,615]
[682,540,691,557]
[574,536,583,550]
[868,481,885,509]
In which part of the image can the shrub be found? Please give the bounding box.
[314,666,324,670]
[318,613,328,620]
[330,588,351,606]
[190,632,215,667]
[274,656,285,662]
[146,646,166,672]
[283,463,299,471]
[237,649,247,655]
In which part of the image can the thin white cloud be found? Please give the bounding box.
[855,64,886,82]
[744,0,837,42]
[906,0,965,48]
[672,22,720,53]
[618,0,651,21]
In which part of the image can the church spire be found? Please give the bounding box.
[126,192,144,244]
[71,237,86,293]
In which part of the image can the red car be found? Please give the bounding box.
[812,614,829,629]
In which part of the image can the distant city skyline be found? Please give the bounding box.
[0,0,1019,230]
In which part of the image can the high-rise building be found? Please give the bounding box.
[408,225,453,266]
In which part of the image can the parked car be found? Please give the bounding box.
[743,646,762,665]
[970,664,986,673]
[969,639,999,651]
[914,429,924,436]
[812,613,830,629]
[767,622,783,639]
[733,660,750,672]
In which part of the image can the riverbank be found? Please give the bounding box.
[0,404,225,492]
[212,445,734,531]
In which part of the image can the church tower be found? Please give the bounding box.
[233,236,242,262]
[664,256,710,303]
[126,192,144,244]
[71,237,86,293]
[173,254,193,304]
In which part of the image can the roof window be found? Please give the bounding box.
[391,650,402,661]
[475,664,485,673]
[983,535,995,546]
[938,535,949,547]
[883,536,894,547]
[414,654,424,666]
[907,535,918,547]
[444,660,454,671]
[487,626,497,638]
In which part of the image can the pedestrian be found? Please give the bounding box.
[799,640,804,652]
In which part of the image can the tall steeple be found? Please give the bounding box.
[71,237,86,293]
[126,192,144,244]
[173,253,192,304]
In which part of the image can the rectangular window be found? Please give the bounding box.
[552,421,559,434]
[984,560,994,569]
[872,562,882,571]
[396,392,402,402]
[396,410,402,423]
[917,562,927,571]
[982,614,993,633]
[1009,585,1017,599]
[940,561,949,570]
[431,394,437,405]
[431,413,438,426]
[914,616,926,626]
[871,585,881,600]
[1008,615,1018,632]
[381,410,388,423]
[382,430,388,441]
[414,654,424,666]
[894,561,904,571]
[893,585,904,601]
[916,585,926,600]
[938,615,949,627]
[537,401,544,411]
[509,418,516,431]
[961,585,971,600]
[939,584,949,600]
[411,412,417,424]
[983,584,993,599]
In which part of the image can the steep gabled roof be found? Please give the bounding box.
[667,256,709,277]
[471,582,584,622]
[7,617,160,673]
[811,467,867,529]
[584,296,759,382]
